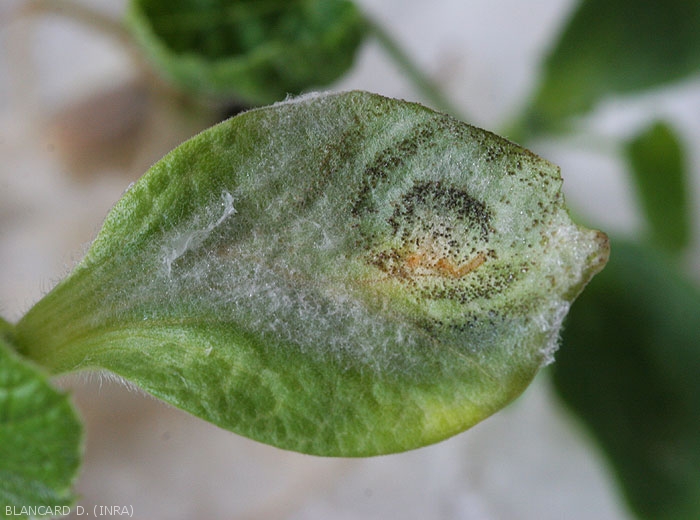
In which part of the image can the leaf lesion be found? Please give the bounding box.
[369,246,489,281]
[362,179,495,286]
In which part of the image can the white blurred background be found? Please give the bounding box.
[2,0,699,518]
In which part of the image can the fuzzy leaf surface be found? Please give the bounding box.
[16,91,608,456]
[125,0,366,105]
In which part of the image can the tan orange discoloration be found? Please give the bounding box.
[405,252,425,270]
[436,252,487,278]
[401,250,487,278]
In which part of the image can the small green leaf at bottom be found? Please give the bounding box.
[0,328,82,518]
[15,91,608,456]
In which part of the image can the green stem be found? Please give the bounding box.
[367,18,468,121]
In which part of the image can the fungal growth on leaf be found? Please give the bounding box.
[15,91,609,456]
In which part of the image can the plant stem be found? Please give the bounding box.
[367,18,467,121]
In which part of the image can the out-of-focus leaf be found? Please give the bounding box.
[625,121,690,255]
[0,320,83,518]
[125,0,367,106]
[552,241,700,520]
[15,91,608,456]
[522,0,700,134]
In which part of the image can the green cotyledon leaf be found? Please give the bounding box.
[125,0,367,106]
[14,91,608,456]
[0,319,83,517]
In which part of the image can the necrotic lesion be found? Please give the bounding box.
[365,180,494,286]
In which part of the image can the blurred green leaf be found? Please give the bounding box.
[15,91,608,456]
[0,321,82,518]
[522,0,700,134]
[125,0,367,105]
[625,121,690,255]
[553,241,700,520]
